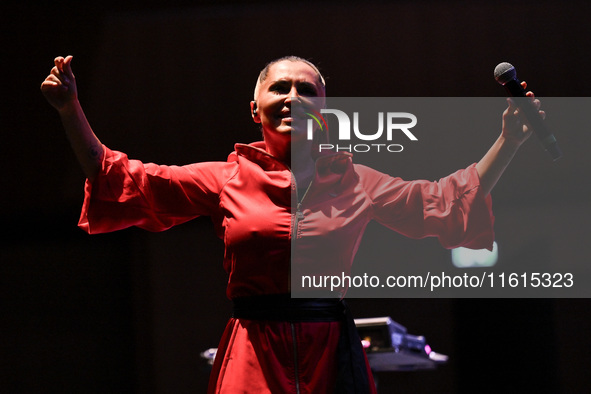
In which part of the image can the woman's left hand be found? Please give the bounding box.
[501,81,544,147]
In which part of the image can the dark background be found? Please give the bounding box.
[2,1,590,392]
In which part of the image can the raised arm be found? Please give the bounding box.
[476,83,542,196]
[41,56,103,181]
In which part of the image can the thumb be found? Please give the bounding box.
[63,55,74,79]
[506,97,516,110]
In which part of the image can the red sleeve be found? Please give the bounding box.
[78,145,237,234]
[357,163,495,250]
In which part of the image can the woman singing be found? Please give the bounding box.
[41,55,539,393]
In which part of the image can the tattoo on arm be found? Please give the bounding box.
[89,144,101,159]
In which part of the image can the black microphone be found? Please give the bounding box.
[494,62,562,161]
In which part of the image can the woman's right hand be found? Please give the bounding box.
[40,55,77,112]
[40,55,103,180]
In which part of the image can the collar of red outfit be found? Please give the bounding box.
[230,141,358,197]
[230,141,353,175]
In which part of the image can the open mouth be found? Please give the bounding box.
[278,110,294,123]
[286,109,309,122]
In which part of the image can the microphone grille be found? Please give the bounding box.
[494,62,516,84]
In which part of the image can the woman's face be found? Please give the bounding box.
[251,60,325,149]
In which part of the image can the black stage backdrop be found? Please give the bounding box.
[3,1,590,392]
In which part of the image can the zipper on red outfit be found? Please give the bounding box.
[291,173,313,242]
[289,171,313,290]
[289,172,313,394]
[290,322,301,394]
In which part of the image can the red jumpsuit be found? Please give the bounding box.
[79,141,494,393]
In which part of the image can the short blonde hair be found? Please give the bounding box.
[253,56,326,99]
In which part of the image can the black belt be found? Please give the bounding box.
[233,294,344,322]
[232,294,371,394]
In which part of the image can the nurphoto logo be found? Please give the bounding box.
[305,107,418,153]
